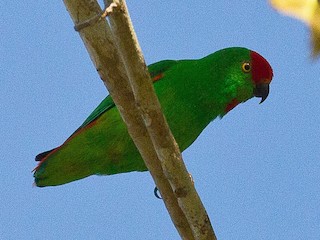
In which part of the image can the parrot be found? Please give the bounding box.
[33,47,273,187]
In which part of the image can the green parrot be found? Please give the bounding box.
[34,47,273,187]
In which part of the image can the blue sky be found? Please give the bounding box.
[1,1,320,239]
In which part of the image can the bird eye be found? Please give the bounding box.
[242,62,251,73]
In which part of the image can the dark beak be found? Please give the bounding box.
[254,83,270,104]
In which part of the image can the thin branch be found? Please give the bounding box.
[63,0,194,239]
[105,1,217,239]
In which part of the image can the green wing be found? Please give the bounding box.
[35,60,179,162]
[35,96,116,162]
[78,96,115,129]
[148,59,178,79]
[78,59,179,130]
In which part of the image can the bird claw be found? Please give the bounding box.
[154,187,162,199]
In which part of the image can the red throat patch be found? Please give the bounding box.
[225,98,239,113]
